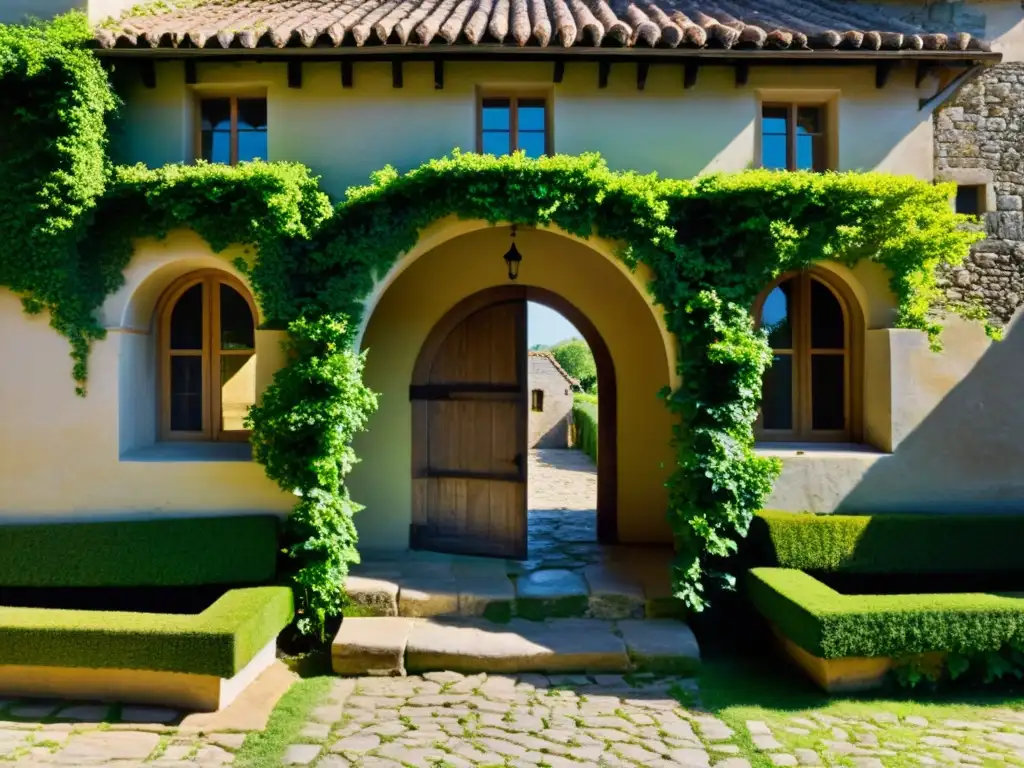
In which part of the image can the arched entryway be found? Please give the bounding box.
[409,285,616,559]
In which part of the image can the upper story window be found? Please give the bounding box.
[199,97,267,164]
[531,389,544,412]
[479,96,550,157]
[760,104,827,171]
[159,271,258,442]
[754,271,855,442]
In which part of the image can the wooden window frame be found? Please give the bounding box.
[531,389,544,412]
[157,270,259,442]
[194,93,267,165]
[758,102,829,172]
[752,269,863,443]
[476,91,553,156]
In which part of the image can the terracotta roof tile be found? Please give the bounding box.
[529,350,579,387]
[93,0,992,52]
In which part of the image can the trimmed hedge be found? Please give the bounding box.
[748,568,1024,660]
[0,586,293,678]
[573,399,598,463]
[0,516,280,588]
[751,511,1024,575]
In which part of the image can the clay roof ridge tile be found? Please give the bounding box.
[463,0,494,43]
[642,4,682,48]
[546,0,577,47]
[439,0,478,43]
[416,0,463,44]
[488,0,511,43]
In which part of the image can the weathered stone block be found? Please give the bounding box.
[331,617,413,676]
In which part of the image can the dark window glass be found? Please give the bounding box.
[761,106,789,170]
[955,185,982,215]
[200,99,232,164]
[811,355,845,430]
[482,130,511,156]
[761,281,793,349]
[481,99,511,130]
[482,98,512,156]
[237,98,268,162]
[761,354,793,430]
[796,107,823,171]
[170,283,203,350]
[170,355,203,431]
[518,130,546,158]
[810,279,845,350]
[531,389,544,412]
[220,284,255,350]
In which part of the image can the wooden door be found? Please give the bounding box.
[410,299,528,558]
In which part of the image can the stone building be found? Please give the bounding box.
[527,352,579,449]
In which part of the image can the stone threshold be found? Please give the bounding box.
[332,617,700,678]
[347,550,681,622]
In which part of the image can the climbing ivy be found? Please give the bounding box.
[0,13,117,393]
[0,15,983,632]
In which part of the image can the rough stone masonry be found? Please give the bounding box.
[935,61,1024,325]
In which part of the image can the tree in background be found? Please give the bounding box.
[550,338,597,393]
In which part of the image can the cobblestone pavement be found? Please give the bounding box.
[524,449,601,573]
[0,699,242,766]
[6,673,1024,766]
[285,672,718,768]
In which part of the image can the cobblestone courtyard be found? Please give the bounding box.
[3,670,1024,766]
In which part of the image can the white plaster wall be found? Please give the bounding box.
[113,59,937,195]
[0,231,292,521]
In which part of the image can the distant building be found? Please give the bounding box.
[528,352,578,449]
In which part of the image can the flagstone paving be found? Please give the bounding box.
[4,673,1024,765]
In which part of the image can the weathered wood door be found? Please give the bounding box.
[410,299,528,558]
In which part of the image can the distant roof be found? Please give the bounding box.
[93,0,993,55]
[529,351,579,388]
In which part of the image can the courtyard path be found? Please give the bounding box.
[3,671,1024,765]
[528,449,598,513]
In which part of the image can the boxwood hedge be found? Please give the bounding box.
[0,586,293,677]
[750,510,1024,575]
[748,567,1024,660]
[0,516,280,588]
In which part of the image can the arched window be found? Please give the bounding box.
[753,271,855,442]
[158,272,257,441]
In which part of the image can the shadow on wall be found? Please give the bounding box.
[533,419,570,449]
[842,308,1024,513]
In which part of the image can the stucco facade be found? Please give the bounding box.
[527,353,577,450]
[1,0,1022,552]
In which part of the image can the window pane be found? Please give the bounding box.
[762,133,788,170]
[956,185,982,215]
[200,98,231,131]
[810,279,845,350]
[201,129,231,164]
[220,283,255,350]
[518,102,546,132]
[811,354,845,431]
[170,355,203,432]
[518,131,546,158]
[482,130,511,156]
[237,98,267,131]
[237,130,267,162]
[796,107,821,134]
[762,107,788,134]
[481,99,511,130]
[760,281,793,349]
[761,354,793,430]
[221,354,257,432]
[796,133,825,171]
[170,283,203,350]
[200,99,232,164]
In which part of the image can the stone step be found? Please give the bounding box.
[345,549,682,622]
[331,616,700,677]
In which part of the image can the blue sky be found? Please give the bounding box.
[528,302,581,348]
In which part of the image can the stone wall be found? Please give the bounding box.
[935,62,1024,324]
[528,353,575,449]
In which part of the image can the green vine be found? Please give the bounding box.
[0,15,984,633]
